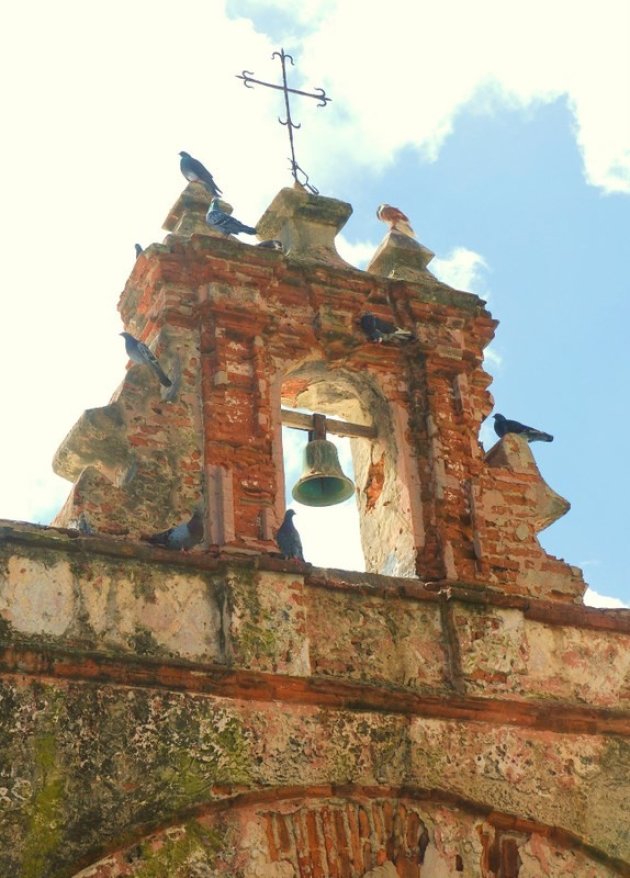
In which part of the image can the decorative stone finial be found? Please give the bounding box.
[53,403,130,484]
[163,182,233,238]
[485,432,570,532]
[256,187,353,266]
[367,230,435,282]
[367,202,434,281]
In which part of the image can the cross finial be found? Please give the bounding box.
[237,48,332,195]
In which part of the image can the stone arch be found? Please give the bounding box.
[275,358,424,577]
[69,787,628,877]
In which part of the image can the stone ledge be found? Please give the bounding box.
[1,519,629,715]
[1,519,628,633]
[0,642,628,737]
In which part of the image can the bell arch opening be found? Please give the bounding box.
[68,787,621,877]
[275,360,422,578]
[282,420,364,570]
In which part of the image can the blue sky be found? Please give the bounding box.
[1,0,628,607]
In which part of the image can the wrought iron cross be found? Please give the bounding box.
[237,48,332,195]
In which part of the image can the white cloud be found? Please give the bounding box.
[431,247,502,374]
[253,0,630,194]
[0,0,627,531]
[583,588,629,610]
[431,247,490,296]
[483,347,503,370]
[336,235,377,269]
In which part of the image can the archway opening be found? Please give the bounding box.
[278,362,420,578]
[282,417,365,571]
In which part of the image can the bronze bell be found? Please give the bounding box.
[292,437,355,507]
[289,412,356,508]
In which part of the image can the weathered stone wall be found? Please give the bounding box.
[0,523,627,876]
[24,185,626,876]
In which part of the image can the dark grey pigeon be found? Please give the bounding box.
[257,239,283,251]
[276,509,304,561]
[493,413,553,443]
[179,151,222,197]
[134,243,143,259]
[206,199,257,236]
[143,508,204,550]
[360,312,415,344]
[77,512,93,535]
[120,331,172,388]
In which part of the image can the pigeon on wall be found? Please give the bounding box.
[493,413,554,442]
[134,243,143,259]
[206,199,257,236]
[120,332,172,388]
[276,509,304,561]
[76,512,93,535]
[376,204,416,238]
[256,239,283,251]
[179,151,222,197]
[359,312,415,344]
[143,508,204,550]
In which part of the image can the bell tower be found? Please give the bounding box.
[53,181,584,600]
[2,179,627,878]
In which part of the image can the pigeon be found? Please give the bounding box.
[275,509,304,561]
[143,508,204,550]
[256,239,283,251]
[359,312,415,344]
[377,203,415,238]
[493,413,554,443]
[179,151,222,197]
[206,199,257,237]
[120,331,172,388]
[77,512,93,535]
[134,243,143,259]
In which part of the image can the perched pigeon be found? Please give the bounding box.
[360,312,415,344]
[120,331,172,388]
[377,203,415,238]
[143,508,204,550]
[276,509,304,561]
[493,413,554,443]
[179,151,222,197]
[77,512,93,536]
[256,239,283,251]
[134,243,143,259]
[206,199,257,236]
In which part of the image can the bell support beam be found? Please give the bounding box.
[280,408,376,440]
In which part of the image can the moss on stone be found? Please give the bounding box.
[0,613,14,642]
[228,570,280,664]
[130,626,164,656]
[130,570,158,602]
[20,733,65,878]
[238,619,277,659]
[134,821,224,877]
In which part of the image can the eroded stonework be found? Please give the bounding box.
[71,796,626,878]
[51,186,583,600]
[1,187,627,876]
[0,525,628,876]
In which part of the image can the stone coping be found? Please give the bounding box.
[1,518,628,634]
[130,230,487,314]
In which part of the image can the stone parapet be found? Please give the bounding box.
[0,521,627,712]
[0,522,628,876]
